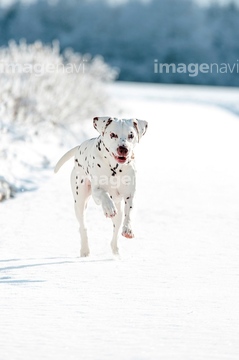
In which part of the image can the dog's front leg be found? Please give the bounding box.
[92,187,117,218]
[111,202,123,255]
[122,194,135,239]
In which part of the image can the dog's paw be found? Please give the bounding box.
[80,247,90,257]
[102,198,117,218]
[122,225,134,239]
[111,242,119,255]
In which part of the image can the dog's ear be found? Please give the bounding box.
[133,119,148,142]
[93,117,114,136]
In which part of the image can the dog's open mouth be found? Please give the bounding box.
[113,155,127,164]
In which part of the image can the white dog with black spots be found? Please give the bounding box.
[55,117,148,257]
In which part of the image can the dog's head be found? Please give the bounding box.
[93,117,148,164]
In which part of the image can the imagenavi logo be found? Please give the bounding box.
[154,59,239,77]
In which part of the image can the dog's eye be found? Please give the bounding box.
[110,133,118,139]
[128,133,134,140]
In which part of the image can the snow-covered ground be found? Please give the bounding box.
[1,82,239,360]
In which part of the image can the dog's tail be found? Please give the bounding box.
[54,146,78,173]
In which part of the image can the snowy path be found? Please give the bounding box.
[1,83,239,360]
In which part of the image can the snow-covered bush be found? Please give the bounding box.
[0,40,118,200]
[0,40,117,127]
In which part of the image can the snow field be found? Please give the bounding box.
[1,83,239,360]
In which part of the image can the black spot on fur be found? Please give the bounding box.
[107,118,113,123]
[97,164,101,168]
[102,141,109,152]
[93,117,98,129]
[97,140,102,151]
[102,118,113,136]
[110,163,118,177]
[81,179,84,184]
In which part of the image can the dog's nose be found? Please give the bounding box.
[117,146,128,156]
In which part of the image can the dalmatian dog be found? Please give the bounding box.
[54,117,148,257]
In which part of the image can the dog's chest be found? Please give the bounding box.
[74,138,134,196]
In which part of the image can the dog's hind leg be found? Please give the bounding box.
[71,168,91,257]
[111,201,123,255]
